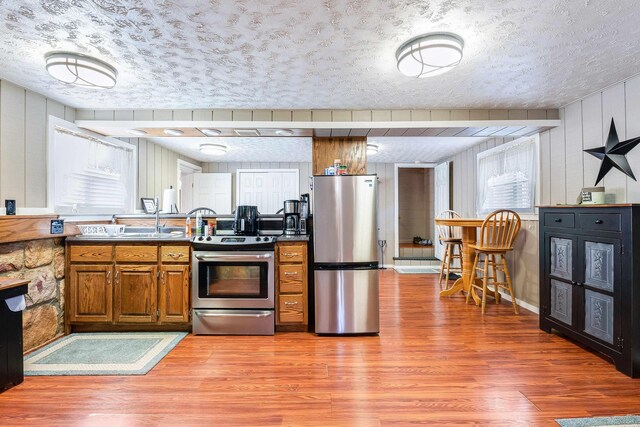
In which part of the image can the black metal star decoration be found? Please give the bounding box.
[584,118,640,185]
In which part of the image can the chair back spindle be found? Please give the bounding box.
[479,209,521,250]
[436,210,462,242]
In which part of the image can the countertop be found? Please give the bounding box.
[0,278,29,293]
[276,235,310,242]
[66,235,191,243]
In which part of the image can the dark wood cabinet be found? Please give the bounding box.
[539,205,640,377]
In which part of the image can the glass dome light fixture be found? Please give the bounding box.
[45,51,118,89]
[163,129,184,136]
[201,128,222,136]
[275,129,294,136]
[395,32,464,78]
[127,129,147,136]
[199,144,227,155]
[367,144,379,155]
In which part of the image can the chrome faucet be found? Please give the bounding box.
[154,196,161,234]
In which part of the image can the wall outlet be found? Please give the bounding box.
[50,219,64,234]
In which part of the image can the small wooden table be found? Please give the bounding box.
[435,218,483,305]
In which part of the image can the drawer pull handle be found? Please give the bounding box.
[554,218,562,223]
[284,301,298,305]
[167,253,182,258]
[282,253,297,257]
[595,219,603,224]
[284,272,298,276]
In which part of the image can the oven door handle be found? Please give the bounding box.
[195,254,273,261]
[196,312,272,318]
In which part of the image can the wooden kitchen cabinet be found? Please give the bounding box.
[66,241,191,331]
[114,264,158,323]
[159,264,190,323]
[68,264,113,323]
[276,241,308,331]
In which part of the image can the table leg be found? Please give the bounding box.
[440,226,479,305]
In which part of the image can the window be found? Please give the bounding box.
[47,117,136,214]
[476,134,539,216]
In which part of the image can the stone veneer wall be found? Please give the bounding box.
[0,238,65,352]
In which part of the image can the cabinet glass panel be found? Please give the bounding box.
[550,237,572,280]
[584,289,614,344]
[584,241,614,292]
[550,279,572,325]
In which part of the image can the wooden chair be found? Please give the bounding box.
[466,209,521,314]
[436,210,463,289]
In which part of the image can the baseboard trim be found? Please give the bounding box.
[498,292,539,314]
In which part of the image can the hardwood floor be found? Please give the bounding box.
[3,270,640,426]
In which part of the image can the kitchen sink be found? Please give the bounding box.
[76,226,186,240]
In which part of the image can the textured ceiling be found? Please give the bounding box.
[149,135,487,163]
[1,1,640,110]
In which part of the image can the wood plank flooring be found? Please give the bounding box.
[2,270,640,426]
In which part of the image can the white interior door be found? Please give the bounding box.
[181,174,195,212]
[184,173,232,214]
[237,169,300,214]
[434,161,450,260]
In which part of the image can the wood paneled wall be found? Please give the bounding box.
[311,137,367,175]
[445,73,640,310]
[0,80,76,208]
[0,82,201,211]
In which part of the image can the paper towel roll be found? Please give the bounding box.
[162,187,178,213]
[5,295,26,312]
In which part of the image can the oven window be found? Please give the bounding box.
[199,262,268,299]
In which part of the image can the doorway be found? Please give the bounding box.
[177,159,202,212]
[393,164,436,267]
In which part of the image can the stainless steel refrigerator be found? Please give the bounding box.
[312,175,379,334]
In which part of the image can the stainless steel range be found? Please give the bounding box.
[191,217,281,335]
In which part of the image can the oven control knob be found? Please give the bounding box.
[206,236,212,241]
[255,237,261,241]
[197,236,204,241]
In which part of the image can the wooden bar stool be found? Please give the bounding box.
[466,209,521,314]
[436,210,463,289]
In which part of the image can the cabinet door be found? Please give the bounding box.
[159,265,190,323]
[114,265,157,323]
[543,233,578,326]
[69,264,113,323]
[578,236,621,347]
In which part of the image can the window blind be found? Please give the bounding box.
[49,119,136,214]
[476,135,538,216]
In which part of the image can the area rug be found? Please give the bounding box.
[394,266,441,274]
[556,415,640,426]
[24,332,187,376]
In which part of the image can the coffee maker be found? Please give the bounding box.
[233,205,259,235]
[283,200,301,235]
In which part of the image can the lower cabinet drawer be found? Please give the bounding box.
[115,246,158,263]
[279,294,304,323]
[70,245,113,262]
[279,265,304,293]
[161,245,190,263]
[278,245,305,263]
[578,213,621,232]
[543,212,575,228]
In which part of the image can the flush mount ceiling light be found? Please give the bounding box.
[201,128,222,136]
[45,51,118,89]
[396,32,464,78]
[163,129,184,136]
[275,129,294,136]
[127,129,147,136]
[199,144,227,155]
[367,144,379,155]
